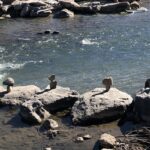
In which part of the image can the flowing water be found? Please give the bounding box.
[0,4,150,94]
[0,1,150,149]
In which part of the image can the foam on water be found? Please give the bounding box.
[81,38,98,45]
[0,60,43,71]
[0,63,26,71]
[0,73,6,80]
[0,46,5,53]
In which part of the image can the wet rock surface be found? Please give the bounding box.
[72,88,133,125]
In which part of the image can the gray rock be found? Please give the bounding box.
[42,119,59,130]
[36,8,51,17]
[76,136,84,142]
[130,1,140,10]
[99,133,116,148]
[100,2,130,14]
[44,147,52,150]
[134,88,150,122]
[83,134,92,140]
[20,100,51,124]
[59,0,80,10]
[8,0,52,18]
[72,87,133,125]
[0,85,41,106]
[34,86,79,112]
[53,8,74,18]
[20,4,31,17]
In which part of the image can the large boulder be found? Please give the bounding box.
[53,8,74,18]
[20,100,51,124]
[134,88,150,122]
[59,0,99,14]
[7,0,52,18]
[99,2,130,14]
[34,86,79,112]
[72,88,133,125]
[0,85,41,106]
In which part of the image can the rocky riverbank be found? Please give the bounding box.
[0,76,150,149]
[0,0,144,19]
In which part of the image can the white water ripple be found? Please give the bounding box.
[0,60,43,71]
[81,38,98,45]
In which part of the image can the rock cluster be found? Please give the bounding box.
[0,0,142,18]
[7,0,53,18]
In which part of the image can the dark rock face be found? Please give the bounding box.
[134,88,150,122]
[0,85,41,106]
[99,2,130,14]
[20,100,51,124]
[72,88,133,125]
[1,0,15,5]
[34,86,79,112]
[7,0,53,18]
[53,8,74,18]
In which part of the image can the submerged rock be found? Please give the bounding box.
[20,100,51,124]
[0,85,41,106]
[34,86,79,112]
[134,88,150,122]
[72,88,133,125]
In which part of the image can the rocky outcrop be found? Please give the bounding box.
[7,0,53,18]
[134,88,150,122]
[72,88,133,125]
[0,85,41,106]
[99,2,130,14]
[34,86,79,112]
[20,100,51,124]
[53,8,74,18]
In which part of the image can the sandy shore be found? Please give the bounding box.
[0,107,124,150]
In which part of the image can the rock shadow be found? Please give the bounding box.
[91,89,109,97]
[0,91,9,97]
[7,113,30,128]
[93,140,100,150]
